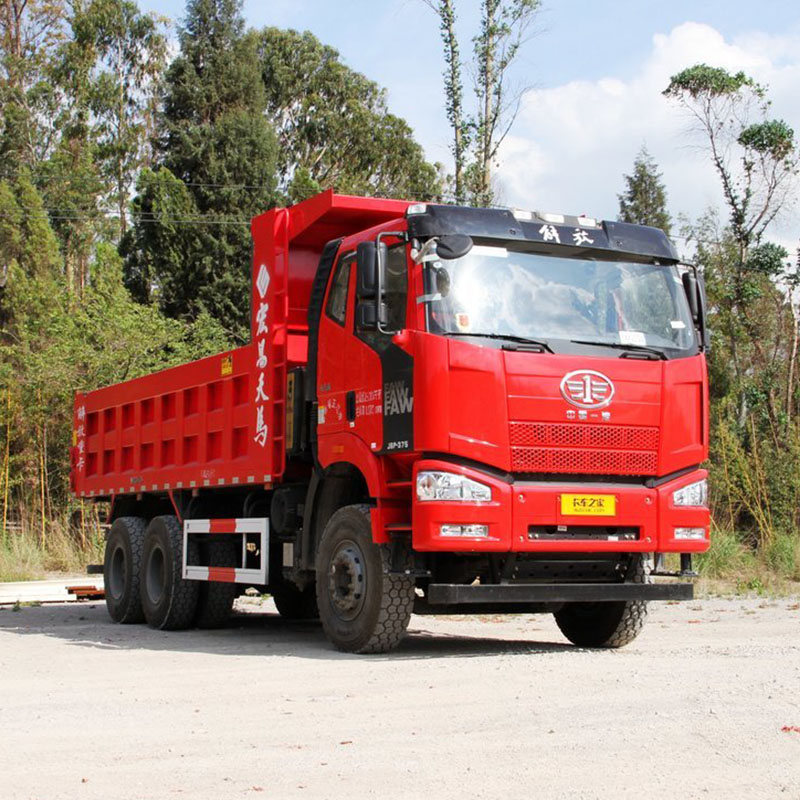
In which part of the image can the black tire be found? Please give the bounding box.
[315,504,414,654]
[553,555,650,648]
[104,516,147,624]
[194,539,239,629]
[140,515,199,631]
[272,582,319,620]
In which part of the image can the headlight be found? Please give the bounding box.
[672,478,708,507]
[416,471,492,502]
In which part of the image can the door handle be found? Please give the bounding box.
[346,391,356,422]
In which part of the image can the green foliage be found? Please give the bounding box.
[122,166,200,306]
[737,119,795,160]
[0,172,227,525]
[64,0,168,235]
[663,64,757,99]
[664,65,799,253]
[429,0,468,201]
[258,27,441,200]
[0,0,67,168]
[617,146,672,234]
[744,242,788,277]
[287,167,321,205]
[122,1,279,340]
[164,1,262,129]
[668,70,800,570]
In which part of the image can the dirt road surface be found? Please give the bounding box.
[1,595,799,800]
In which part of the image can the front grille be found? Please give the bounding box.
[510,422,659,476]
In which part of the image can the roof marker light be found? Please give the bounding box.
[406,203,428,215]
[578,216,599,227]
[512,208,533,221]
[540,212,565,224]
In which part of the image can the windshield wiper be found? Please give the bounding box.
[570,339,666,360]
[442,332,552,352]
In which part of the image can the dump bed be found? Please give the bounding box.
[71,191,410,499]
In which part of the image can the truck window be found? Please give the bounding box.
[384,244,407,331]
[326,255,353,326]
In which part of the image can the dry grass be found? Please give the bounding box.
[695,525,800,596]
[0,514,104,582]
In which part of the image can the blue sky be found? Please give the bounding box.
[138,1,800,252]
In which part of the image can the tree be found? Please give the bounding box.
[125,0,279,341]
[424,0,539,205]
[0,170,228,524]
[667,66,800,546]
[664,64,798,263]
[421,1,467,201]
[617,146,671,234]
[65,0,168,238]
[257,27,441,202]
[665,65,798,403]
[0,0,66,168]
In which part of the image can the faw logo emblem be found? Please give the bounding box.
[560,370,615,409]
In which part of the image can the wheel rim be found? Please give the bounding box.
[146,545,167,605]
[108,545,126,600]
[328,538,366,621]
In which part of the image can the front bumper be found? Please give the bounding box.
[412,459,710,553]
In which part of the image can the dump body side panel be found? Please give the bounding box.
[71,342,276,498]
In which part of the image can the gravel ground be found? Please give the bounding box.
[1,595,799,800]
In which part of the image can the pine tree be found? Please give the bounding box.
[617,146,672,235]
[124,0,279,341]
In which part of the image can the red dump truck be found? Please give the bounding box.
[71,190,710,653]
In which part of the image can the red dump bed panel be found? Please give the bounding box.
[71,343,279,497]
[70,191,410,499]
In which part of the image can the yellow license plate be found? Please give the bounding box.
[561,494,616,516]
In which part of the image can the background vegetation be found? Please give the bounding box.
[0,1,798,588]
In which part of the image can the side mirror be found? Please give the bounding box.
[357,240,389,299]
[436,234,473,260]
[356,301,388,330]
[682,271,700,324]
[356,242,377,298]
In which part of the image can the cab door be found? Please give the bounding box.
[317,252,355,437]
[348,242,414,454]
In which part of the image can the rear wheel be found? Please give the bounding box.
[140,515,199,631]
[315,505,414,654]
[194,539,239,629]
[272,582,319,620]
[104,516,147,624]
[553,555,650,648]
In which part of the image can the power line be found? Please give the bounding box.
[0,211,250,226]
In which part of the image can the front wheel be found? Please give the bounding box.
[553,555,650,648]
[315,505,414,654]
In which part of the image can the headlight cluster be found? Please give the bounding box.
[416,471,492,502]
[672,478,708,507]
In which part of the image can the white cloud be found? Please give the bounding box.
[495,22,800,253]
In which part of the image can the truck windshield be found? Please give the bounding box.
[425,245,696,352]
